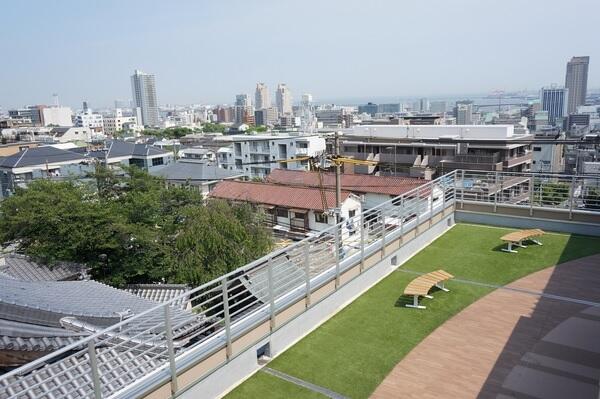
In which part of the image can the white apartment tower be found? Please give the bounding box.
[255,83,270,110]
[276,83,293,115]
[131,69,159,127]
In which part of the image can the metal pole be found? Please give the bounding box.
[529,176,534,216]
[416,188,421,232]
[360,211,365,273]
[334,131,342,224]
[493,172,499,212]
[267,258,276,330]
[304,243,311,308]
[87,341,102,399]
[221,280,232,359]
[164,305,179,394]
[381,210,386,257]
[569,176,576,220]
[334,225,340,288]
[460,170,465,209]
[429,181,434,225]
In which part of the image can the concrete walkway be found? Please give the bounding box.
[371,254,600,399]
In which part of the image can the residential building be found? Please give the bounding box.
[255,83,270,110]
[131,69,159,127]
[150,160,244,196]
[339,124,533,177]
[565,56,589,114]
[316,108,346,127]
[102,109,140,136]
[219,134,326,178]
[276,84,292,115]
[266,169,426,209]
[455,103,473,124]
[38,106,73,126]
[88,140,173,171]
[177,146,215,162]
[531,129,565,173]
[210,180,362,234]
[214,106,234,123]
[0,146,92,198]
[418,98,430,112]
[540,86,568,125]
[254,107,278,126]
[358,102,378,116]
[74,108,104,133]
[234,95,253,124]
[48,127,93,143]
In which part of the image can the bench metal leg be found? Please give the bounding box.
[436,282,450,292]
[502,242,518,253]
[515,240,527,248]
[424,294,434,299]
[406,295,426,309]
[530,239,543,246]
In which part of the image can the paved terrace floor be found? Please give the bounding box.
[372,254,600,399]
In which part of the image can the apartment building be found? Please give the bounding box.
[339,124,533,178]
[218,134,326,178]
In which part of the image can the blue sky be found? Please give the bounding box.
[1,0,598,109]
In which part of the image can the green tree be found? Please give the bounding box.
[0,169,273,287]
[584,187,600,210]
[201,123,226,133]
[540,182,570,206]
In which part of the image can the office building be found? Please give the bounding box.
[378,104,401,114]
[565,56,589,114]
[255,83,270,110]
[276,83,292,115]
[131,69,159,127]
[418,98,430,113]
[456,103,473,124]
[358,102,378,116]
[430,101,447,114]
[540,86,568,125]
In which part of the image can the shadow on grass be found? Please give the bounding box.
[394,286,444,308]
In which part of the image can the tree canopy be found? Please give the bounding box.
[0,167,273,287]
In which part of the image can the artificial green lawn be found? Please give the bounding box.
[227,223,600,399]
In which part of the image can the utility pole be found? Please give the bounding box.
[334,131,342,223]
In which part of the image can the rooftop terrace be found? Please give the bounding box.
[227,224,600,398]
[1,169,600,399]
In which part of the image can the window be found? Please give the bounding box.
[348,209,356,218]
[533,147,542,152]
[152,157,164,166]
[276,208,289,218]
[315,213,328,223]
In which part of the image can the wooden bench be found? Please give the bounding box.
[404,269,454,309]
[500,229,544,253]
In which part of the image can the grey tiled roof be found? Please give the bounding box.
[0,347,164,399]
[0,254,86,282]
[0,319,86,353]
[0,279,163,328]
[0,147,88,168]
[124,284,191,310]
[107,140,170,158]
[149,161,244,182]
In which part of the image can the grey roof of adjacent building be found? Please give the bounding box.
[0,347,164,399]
[124,284,191,310]
[0,146,88,168]
[49,127,72,136]
[0,254,87,282]
[0,279,202,339]
[106,140,171,159]
[149,161,244,182]
[0,319,86,353]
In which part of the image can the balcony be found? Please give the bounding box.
[2,171,599,399]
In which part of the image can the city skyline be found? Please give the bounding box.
[1,0,599,110]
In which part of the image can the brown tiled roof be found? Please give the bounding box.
[210,181,352,212]
[266,169,425,196]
